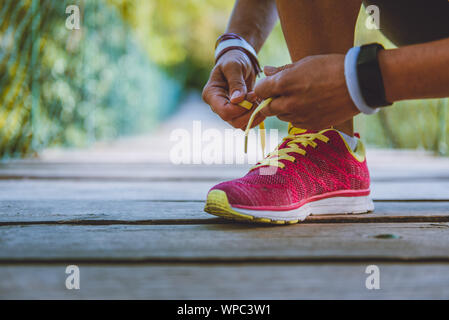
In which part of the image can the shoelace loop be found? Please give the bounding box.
[240,98,329,169]
[252,132,329,169]
[242,98,272,155]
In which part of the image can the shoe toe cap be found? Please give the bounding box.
[210,180,294,208]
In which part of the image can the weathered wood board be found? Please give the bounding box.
[1,263,448,299]
[0,179,448,201]
[0,200,448,224]
[2,155,449,181]
[1,148,449,299]
[1,223,449,261]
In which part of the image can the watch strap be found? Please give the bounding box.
[356,43,392,108]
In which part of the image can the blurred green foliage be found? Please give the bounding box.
[110,0,448,154]
[111,0,228,88]
[354,7,449,154]
[0,1,447,158]
[108,0,291,89]
[0,0,181,158]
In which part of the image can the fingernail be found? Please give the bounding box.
[231,90,240,100]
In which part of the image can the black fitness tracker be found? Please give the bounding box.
[356,43,392,108]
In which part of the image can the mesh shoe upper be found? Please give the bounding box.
[210,129,370,209]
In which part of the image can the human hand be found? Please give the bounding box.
[254,54,360,130]
[202,50,265,129]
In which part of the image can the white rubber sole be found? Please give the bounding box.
[204,189,374,225]
[231,196,374,222]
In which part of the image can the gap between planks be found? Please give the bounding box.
[1,175,449,183]
[3,256,449,265]
[2,215,449,226]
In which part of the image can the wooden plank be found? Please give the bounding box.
[0,180,209,201]
[307,201,449,223]
[0,163,248,182]
[1,223,449,261]
[1,162,449,182]
[370,182,449,200]
[0,200,208,223]
[1,263,448,299]
[0,200,449,224]
[0,179,448,201]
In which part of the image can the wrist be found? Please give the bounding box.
[216,49,254,76]
[344,47,379,115]
[378,48,403,103]
[226,29,261,53]
[356,43,392,108]
[215,33,262,75]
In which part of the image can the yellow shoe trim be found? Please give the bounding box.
[334,130,366,163]
[204,190,300,225]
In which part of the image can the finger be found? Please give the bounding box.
[254,74,284,100]
[228,112,266,130]
[202,67,227,105]
[259,96,288,117]
[246,91,257,102]
[263,66,279,76]
[222,63,247,104]
[204,86,248,121]
[264,64,293,76]
[245,73,256,93]
[203,67,250,119]
[246,91,262,105]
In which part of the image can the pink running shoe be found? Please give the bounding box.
[204,127,374,224]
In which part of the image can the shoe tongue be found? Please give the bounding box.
[276,124,314,150]
[287,123,307,135]
[287,123,320,135]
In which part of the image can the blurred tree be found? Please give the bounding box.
[108,0,290,89]
[0,0,447,158]
[0,0,181,158]
[108,0,232,89]
[355,6,449,153]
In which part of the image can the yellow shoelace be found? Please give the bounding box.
[252,132,329,169]
[239,98,273,155]
[239,98,329,169]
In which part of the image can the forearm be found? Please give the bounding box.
[226,0,278,52]
[379,37,449,102]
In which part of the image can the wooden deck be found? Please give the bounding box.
[1,149,449,299]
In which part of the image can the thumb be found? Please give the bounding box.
[222,63,247,104]
[264,64,293,76]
